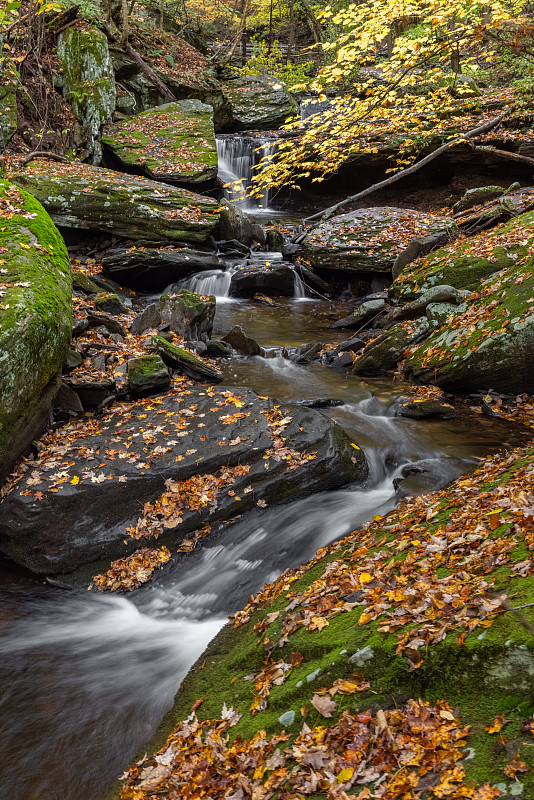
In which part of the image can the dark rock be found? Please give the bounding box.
[224,74,296,130]
[53,383,84,416]
[93,292,129,315]
[222,325,262,356]
[385,285,462,325]
[217,239,250,255]
[87,311,128,337]
[330,298,386,329]
[353,321,429,376]
[266,228,285,252]
[334,336,365,355]
[152,335,223,383]
[72,317,89,337]
[66,379,115,408]
[293,343,323,364]
[205,339,233,357]
[101,247,223,292]
[0,387,368,574]
[157,330,174,341]
[130,303,161,335]
[112,363,129,396]
[282,243,300,258]
[297,398,345,409]
[329,352,354,369]
[63,350,83,372]
[397,399,458,419]
[251,224,266,245]
[183,340,208,355]
[158,290,215,341]
[87,274,134,307]
[215,201,255,247]
[127,354,171,393]
[230,262,296,297]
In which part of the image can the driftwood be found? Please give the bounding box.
[124,45,176,102]
[22,150,68,165]
[471,144,534,167]
[303,112,508,225]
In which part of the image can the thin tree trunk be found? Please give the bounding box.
[287,0,295,64]
[299,0,322,45]
[303,112,507,225]
[120,0,129,46]
[218,0,250,67]
[268,0,273,53]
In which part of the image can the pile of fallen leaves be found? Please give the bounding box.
[120,698,499,800]
[126,464,252,540]
[91,546,171,592]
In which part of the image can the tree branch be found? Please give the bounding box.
[303,112,508,225]
[124,45,176,102]
[471,144,534,167]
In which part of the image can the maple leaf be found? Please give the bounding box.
[311,693,337,717]
[485,714,510,734]
[504,751,530,778]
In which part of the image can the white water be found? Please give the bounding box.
[293,269,309,300]
[217,135,277,211]
[181,267,235,300]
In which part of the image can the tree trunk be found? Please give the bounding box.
[302,113,507,226]
[217,0,250,67]
[120,0,129,47]
[287,0,295,64]
[125,45,176,101]
[299,0,322,45]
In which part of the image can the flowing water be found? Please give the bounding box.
[216,135,277,211]
[0,297,525,800]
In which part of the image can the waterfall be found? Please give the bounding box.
[180,268,234,300]
[293,269,309,300]
[216,135,277,211]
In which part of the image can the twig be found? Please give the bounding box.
[303,112,508,226]
[480,599,534,639]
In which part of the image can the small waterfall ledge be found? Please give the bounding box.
[216,135,277,211]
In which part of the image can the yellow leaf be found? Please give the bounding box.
[360,572,373,584]
[70,476,79,485]
[338,768,354,782]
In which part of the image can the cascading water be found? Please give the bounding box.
[180,268,235,300]
[216,135,277,211]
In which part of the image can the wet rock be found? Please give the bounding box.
[87,311,128,337]
[72,317,89,337]
[302,207,455,273]
[333,336,366,355]
[102,100,217,186]
[183,340,208,355]
[251,224,266,245]
[205,339,233,358]
[63,350,83,372]
[0,387,368,574]
[453,185,505,214]
[297,398,345,409]
[93,292,129,315]
[217,239,250,256]
[152,335,223,383]
[102,247,223,292]
[397,399,458,419]
[329,352,354,369]
[230,262,296,297]
[127,354,171,393]
[292,343,323,364]
[215,201,255,247]
[426,302,459,327]
[14,160,220,245]
[158,290,215,341]
[224,74,296,130]
[330,298,386,329]
[266,228,285,252]
[352,320,429,376]
[222,325,261,356]
[0,180,72,485]
[130,303,161,335]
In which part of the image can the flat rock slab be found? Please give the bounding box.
[102,100,218,186]
[0,386,368,575]
[230,262,296,297]
[223,74,296,130]
[14,160,220,244]
[101,246,223,291]
[302,207,455,273]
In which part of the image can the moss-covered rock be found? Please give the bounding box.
[223,73,296,130]
[158,289,215,340]
[302,207,456,273]
[0,181,72,484]
[113,441,534,800]
[102,100,217,185]
[388,211,534,392]
[14,160,220,244]
[0,66,18,149]
[57,27,116,163]
[152,334,223,382]
[127,354,171,393]
[352,320,428,376]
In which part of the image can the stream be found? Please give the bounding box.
[0,294,525,800]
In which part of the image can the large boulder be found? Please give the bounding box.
[302,207,455,273]
[215,200,255,247]
[390,211,534,392]
[0,181,72,484]
[102,101,218,186]
[158,289,215,340]
[230,261,297,297]
[223,74,296,130]
[57,27,116,162]
[101,246,223,291]
[0,387,368,574]
[14,160,220,244]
